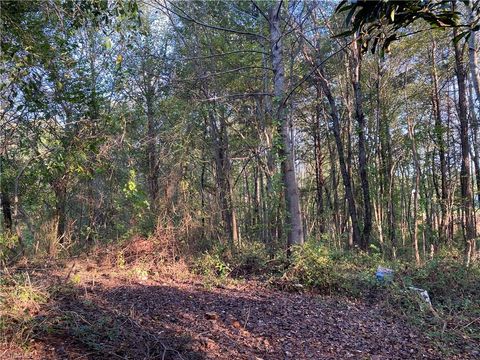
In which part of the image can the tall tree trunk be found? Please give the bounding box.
[431,37,449,247]
[52,176,67,254]
[468,78,480,237]
[468,22,480,204]
[145,87,159,214]
[408,120,421,265]
[350,37,372,250]
[315,65,361,248]
[326,127,341,240]
[269,1,304,249]
[468,22,480,263]
[208,107,237,246]
[453,29,476,265]
[446,81,455,244]
[256,53,277,253]
[301,32,361,248]
[314,87,325,235]
[376,57,397,256]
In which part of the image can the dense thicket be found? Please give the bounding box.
[1,0,480,266]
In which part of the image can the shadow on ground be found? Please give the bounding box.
[30,282,203,359]
[19,273,449,360]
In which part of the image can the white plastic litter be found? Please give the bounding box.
[408,286,432,306]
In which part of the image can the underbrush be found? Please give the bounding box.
[0,270,50,347]
[192,241,286,288]
[194,240,479,357]
[385,255,480,357]
[2,237,478,357]
[279,242,380,296]
[282,243,479,356]
[0,234,190,353]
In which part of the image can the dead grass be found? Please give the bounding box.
[0,269,50,348]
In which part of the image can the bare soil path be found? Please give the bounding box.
[1,262,445,360]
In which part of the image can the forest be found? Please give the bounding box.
[1,1,480,359]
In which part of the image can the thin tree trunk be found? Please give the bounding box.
[376,56,396,255]
[269,1,304,249]
[314,89,325,235]
[350,37,372,250]
[54,181,67,245]
[326,128,341,240]
[431,36,449,247]
[468,78,480,228]
[408,120,421,265]
[146,88,159,214]
[208,106,238,246]
[468,23,480,203]
[468,21,480,261]
[315,66,361,248]
[453,28,476,265]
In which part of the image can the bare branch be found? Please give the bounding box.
[150,0,267,40]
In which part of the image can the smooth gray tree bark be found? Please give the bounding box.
[269,1,304,248]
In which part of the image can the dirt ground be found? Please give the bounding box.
[0,260,465,360]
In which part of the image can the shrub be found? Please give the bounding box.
[0,233,20,263]
[230,242,270,277]
[193,252,231,279]
[282,242,379,296]
[0,272,49,345]
[379,256,480,356]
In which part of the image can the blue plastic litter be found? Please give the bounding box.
[376,266,394,283]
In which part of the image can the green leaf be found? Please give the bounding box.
[104,37,112,50]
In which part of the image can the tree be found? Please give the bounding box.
[269,1,304,248]
[349,33,372,250]
[336,0,477,262]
